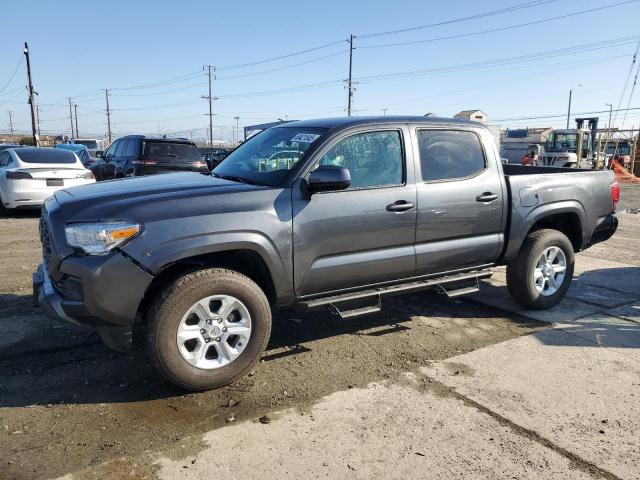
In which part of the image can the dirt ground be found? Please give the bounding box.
[0,185,638,480]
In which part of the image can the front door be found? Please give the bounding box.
[413,127,505,275]
[292,127,417,296]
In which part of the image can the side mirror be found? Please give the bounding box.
[96,151,104,158]
[307,165,351,193]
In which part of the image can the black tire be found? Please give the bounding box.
[506,229,575,310]
[147,268,271,391]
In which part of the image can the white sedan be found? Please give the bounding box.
[0,147,95,211]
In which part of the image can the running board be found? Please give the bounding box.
[330,296,382,319]
[437,277,480,298]
[301,269,492,310]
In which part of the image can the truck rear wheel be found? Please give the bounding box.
[506,229,574,310]
[147,268,271,391]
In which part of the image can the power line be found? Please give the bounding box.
[215,40,346,71]
[356,35,640,82]
[216,50,348,80]
[109,70,203,92]
[0,57,24,96]
[358,0,640,49]
[357,0,557,38]
[493,106,640,122]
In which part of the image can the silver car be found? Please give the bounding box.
[0,147,95,211]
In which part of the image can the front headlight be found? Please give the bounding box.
[65,221,141,255]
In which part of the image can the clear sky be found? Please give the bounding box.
[1,0,639,142]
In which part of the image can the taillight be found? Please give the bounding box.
[132,159,158,165]
[6,171,32,180]
[192,161,207,168]
[610,181,620,212]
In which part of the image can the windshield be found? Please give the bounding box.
[74,140,98,149]
[142,141,201,160]
[547,133,578,151]
[607,144,631,155]
[16,148,77,164]
[213,127,327,186]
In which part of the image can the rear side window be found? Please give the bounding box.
[16,149,76,164]
[417,130,486,181]
[142,142,201,160]
[318,130,403,189]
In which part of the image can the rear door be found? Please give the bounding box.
[413,126,506,275]
[292,126,418,296]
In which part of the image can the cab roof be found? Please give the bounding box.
[274,116,485,131]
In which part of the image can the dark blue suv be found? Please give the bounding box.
[91,135,207,181]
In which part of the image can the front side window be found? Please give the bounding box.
[214,127,326,187]
[104,141,119,159]
[418,130,485,181]
[318,130,403,189]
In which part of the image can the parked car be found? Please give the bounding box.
[91,135,207,181]
[200,147,234,170]
[0,144,23,153]
[34,116,618,391]
[0,147,94,211]
[54,143,97,168]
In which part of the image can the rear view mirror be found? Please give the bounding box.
[307,165,351,193]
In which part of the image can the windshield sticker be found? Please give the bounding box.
[290,133,320,143]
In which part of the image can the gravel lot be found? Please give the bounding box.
[0,184,638,480]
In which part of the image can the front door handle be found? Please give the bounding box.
[476,192,499,203]
[386,200,415,212]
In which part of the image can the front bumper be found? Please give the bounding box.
[33,252,153,351]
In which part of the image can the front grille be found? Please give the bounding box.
[40,215,53,267]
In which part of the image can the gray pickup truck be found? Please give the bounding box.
[33,116,619,390]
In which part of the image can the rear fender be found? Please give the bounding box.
[503,200,587,263]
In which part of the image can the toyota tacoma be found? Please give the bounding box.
[33,116,619,390]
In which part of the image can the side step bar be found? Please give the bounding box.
[330,295,382,319]
[301,269,492,311]
[437,277,480,298]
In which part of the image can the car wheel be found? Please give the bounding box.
[147,268,271,391]
[506,229,574,310]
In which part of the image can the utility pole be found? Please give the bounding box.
[346,34,354,117]
[74,104,79,138]
[566,89,572,129]
[104,89,112,144]
[605,103,613,130]
[203,65,216,147]
[24,42,38,146]
[381,108,388,116]
[35,105,41,136]
[68,98,74,140]
[7,111,14,136]
[234,116,240,144]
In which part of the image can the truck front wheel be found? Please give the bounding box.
[506,229,575,310]
[147,268,271,391]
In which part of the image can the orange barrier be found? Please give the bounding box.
[611,159,640,184]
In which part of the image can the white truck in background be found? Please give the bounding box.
[72,138,106,157]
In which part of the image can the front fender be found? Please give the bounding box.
[121,229,294,304]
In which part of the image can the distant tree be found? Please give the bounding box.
[18,136,36,146]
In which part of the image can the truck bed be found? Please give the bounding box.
[500,163,616,262]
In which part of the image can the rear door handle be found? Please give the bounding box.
[386,200,415,212]
[476,192,499,203]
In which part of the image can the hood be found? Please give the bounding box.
[52,172,266,219]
